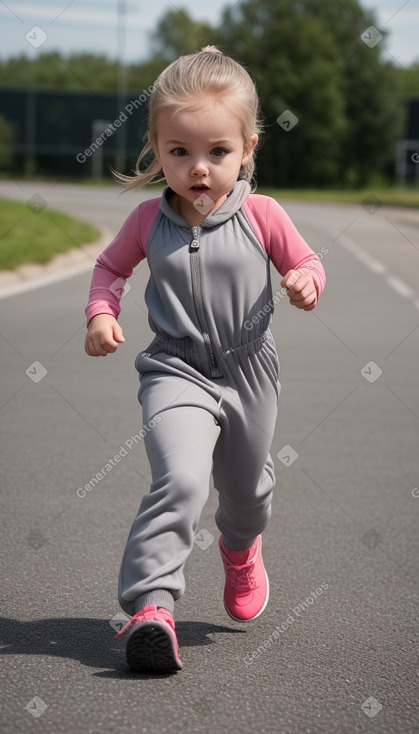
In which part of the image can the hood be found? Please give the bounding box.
[160,180,251,229]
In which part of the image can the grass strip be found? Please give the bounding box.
[257,187,419,208]
[0,198,101,270]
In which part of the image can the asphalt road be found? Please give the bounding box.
[1,182,418,734]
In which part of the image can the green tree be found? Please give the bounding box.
[150,8,216,61]
[126,57,168,92]
[214,0,405,186]
[0,0,409,186]
[302,0,404,185]
[396,63,419,100]
[217,0,348,186]
[0,52,119,90]
[0,51,175,93]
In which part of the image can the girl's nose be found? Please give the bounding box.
[190,158,209,177]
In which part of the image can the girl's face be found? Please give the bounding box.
[154,97,258,225]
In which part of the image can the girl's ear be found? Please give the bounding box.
[241,134,259,166]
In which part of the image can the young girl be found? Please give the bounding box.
[85,46,326,674]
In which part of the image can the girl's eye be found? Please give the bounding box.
[171,147,188,156]
[211,147,228,157]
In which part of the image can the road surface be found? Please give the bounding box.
[0,181,418,733]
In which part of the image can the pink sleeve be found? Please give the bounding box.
[85,197,160,325]
[243,195,326,303]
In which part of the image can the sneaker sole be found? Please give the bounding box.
[125,621,183,673]
[224,570,270,623]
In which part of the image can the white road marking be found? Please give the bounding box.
[385,276,416,299]
[339,235,418,308]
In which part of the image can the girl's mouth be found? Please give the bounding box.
[191,185,210,193]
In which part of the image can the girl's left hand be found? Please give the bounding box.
[281,268,318,311]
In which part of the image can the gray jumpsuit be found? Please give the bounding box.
[85,180,325,616]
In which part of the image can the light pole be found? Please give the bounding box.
[114,0,130,173]
[92,120,112,179]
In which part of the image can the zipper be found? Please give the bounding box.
[189,226,223,378]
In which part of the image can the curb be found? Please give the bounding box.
[0,227,112,300]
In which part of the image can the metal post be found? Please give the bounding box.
[92,120,112,179]
[114,0,129,173]
[25,90,36,177]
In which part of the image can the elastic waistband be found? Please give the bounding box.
[151,328,272,362]
[222,329,272,358]
[150,331,201,370]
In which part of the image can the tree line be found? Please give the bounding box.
[1,0,418,186]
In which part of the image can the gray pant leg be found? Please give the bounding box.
[118,375,220,616]
[213,351,279,541]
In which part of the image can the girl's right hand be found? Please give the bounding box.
[85,314,125,357]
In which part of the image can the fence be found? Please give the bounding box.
[0,87,150,177]
[1,88,418,184]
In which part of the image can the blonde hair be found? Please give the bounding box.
[116,46,262,191]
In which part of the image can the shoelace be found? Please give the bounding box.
[226,563,257,596]
[115,606,174,639]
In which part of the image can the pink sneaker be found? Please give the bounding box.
[219,535,269,622]
[115,604,182,673]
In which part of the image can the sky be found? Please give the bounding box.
[0,0,418,69]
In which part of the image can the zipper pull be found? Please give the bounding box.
[189,226,200,252]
